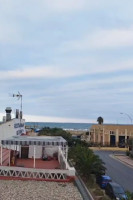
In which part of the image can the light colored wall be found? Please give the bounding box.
[28,146,42,159]
[28,145,58,158]
[45,146,58,157]
[0,118,25,144]
[91,124,133,134]
[89,124,133,145]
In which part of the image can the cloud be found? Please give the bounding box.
[0,58,133,80]
[62,27,133,50]
[24,113,96,123]
[44,0,85,12]
[0,19,22,45]
[0,66,89,79]
[0,111,95,123]
[0,0,112,14]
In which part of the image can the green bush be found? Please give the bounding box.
[68,144,106,179]
[129,153,133,159]
[126,150,130,156]
[126,191,133,200]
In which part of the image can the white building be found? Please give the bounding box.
[0,107,25,143]
[0,107,75,181]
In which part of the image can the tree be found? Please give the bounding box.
[68,144,106,179]
[97,116,104,124]
[38,127,72,142]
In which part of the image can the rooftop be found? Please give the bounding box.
[0,180,83,200]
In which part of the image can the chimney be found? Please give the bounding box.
[20,111,23,119]
[16,109,19,119]
[3,116,6,123]
[5,107,12,121]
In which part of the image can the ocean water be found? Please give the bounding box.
[25,122,94,131]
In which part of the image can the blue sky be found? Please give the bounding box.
[0,0,133,124]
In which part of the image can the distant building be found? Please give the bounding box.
[87,124,133,146]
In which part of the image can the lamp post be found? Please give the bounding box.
[120,112,132,124]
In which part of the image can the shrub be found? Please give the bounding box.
[129,153,133,159]
[126,191,133,200]
[126,150,130,156]
[68,144,106,179]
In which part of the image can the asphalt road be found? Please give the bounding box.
[94,150,133,193]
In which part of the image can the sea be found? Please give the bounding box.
[25,122,94,131]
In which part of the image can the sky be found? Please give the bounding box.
[0,0,133,124]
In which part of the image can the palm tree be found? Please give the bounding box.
[97,116,104,124]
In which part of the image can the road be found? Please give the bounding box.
[94,151,133,192]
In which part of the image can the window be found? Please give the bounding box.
[110,131,115,135]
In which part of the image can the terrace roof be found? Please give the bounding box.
[1,136,67,146]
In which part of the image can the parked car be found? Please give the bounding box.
[105,182,128,200]
[96,175,112,189]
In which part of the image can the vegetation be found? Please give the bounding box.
[126,150,133,159]
[86,174,111,200]
[38,127,72,142]
[69,144,106,179]
[97,116,104,124]
[126,191,133,200]
[39,127,105,177]
[38,127,89,147]
[126,150,130,156]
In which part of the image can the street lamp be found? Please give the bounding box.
[120,112,132,124]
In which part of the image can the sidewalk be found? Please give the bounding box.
[114,154,133,168]
[90,147,128,152]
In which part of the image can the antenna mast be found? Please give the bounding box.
[12,91,23,112]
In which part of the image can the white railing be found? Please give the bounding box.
[58,147,75,176]
[0,165,75,180]
[58,147,69,169]
[0,166,68,180]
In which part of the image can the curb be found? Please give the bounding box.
[69,160,94,200]
[110,154,133,168]
[90,147,128,152]
[76,174,94,200]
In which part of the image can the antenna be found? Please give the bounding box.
[12,91,23,112]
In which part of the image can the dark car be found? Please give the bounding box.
[105,182,128,200]
[96,175,112,189]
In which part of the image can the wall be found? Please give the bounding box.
[0,118,25,144]
[28,145,58,158]
[44,146,58,157]
[88,124,133,146]
[29,146,42,159]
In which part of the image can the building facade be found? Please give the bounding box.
[87,124,133,146]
